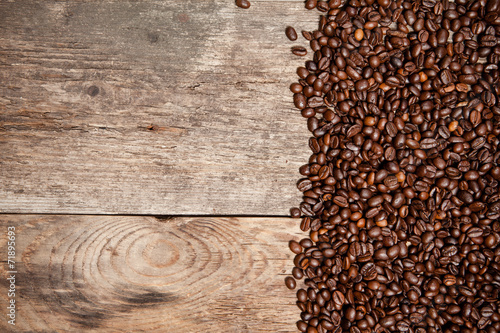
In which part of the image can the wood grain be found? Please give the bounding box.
[0,0,318,215]
[0,215,304,332]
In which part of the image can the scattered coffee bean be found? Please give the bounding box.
[285,26,298,41]
[235,0,250,9]
[291,46,307,56]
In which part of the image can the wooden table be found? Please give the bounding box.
[0,1,318,331]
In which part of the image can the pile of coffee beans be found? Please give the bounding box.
[287,0,500,332]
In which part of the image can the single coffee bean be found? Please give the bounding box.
[289,240,302,254]
[292,46,308,56]
[294,93,306,109]
[300,217,311,231]
[290,207,301,218]
[332,290,345,307]
[235,0,250,8]
[355,79,369,91]
[354,29,364,41]
[285,276,297,289]
[384,175,398,187]
[467,227,483,238]
[285,26,298,41]
[333,196,348,208]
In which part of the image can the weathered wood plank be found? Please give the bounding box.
[0,215,303,332]
[0,0,318,215]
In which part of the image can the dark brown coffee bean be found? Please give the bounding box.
[285,26,298,41]
[403,271,419,285]
[347,124,362,138]
[297,289,307,303]
[307,96,323,108]
[292,46,307,56]
[332,290,345,307]
[294,93,307,109]
[355,79,369,91]
[289,240,302,254]
[384,146,396,161]
[420,138,438,149]
[396,320,410,331]
[472,136,486,150]
[291,207,301,218]
[385,122,397,137]
[297,179,312,192]
[301,30,312,41]
[438,126,451,139]
[380,316,396,328]
[467,227,483,238]
[300,217,311,231]
[387,245,400,259]
[333,196,348,208]
[385,76,400,87]
[285,276,296,289]
[235,0,250,8]
[384,175,398,188]
[440,69,453,85]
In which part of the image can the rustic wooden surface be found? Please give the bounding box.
[0,215,303,332]
[0,0,318,215]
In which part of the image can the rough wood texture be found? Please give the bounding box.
[0,0,318,215]
[0,215,303,332]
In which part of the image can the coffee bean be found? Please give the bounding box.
[332,290,345,307]
[396,320,411,331]
[354,29,364,41]
[290,207,301,218]
[285,26,298,41]
[472,136,486,150]
[297,289,307,303]
[235,0,250,8]
[384,175,398,188]
[355,79,369,91]
[385,122,398,138]
[300,217,311,231]
[285,276,296,289]
[386,76,400,87]
[467,227,483,238]
[294,93,306,109]
[297,179,313,192]
[333,196,348,208]
[292,46,307,56]
[380,316,396,327]
[289,240,302,254]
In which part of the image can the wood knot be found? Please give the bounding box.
[147,32,159,44]
[87,85,100,97]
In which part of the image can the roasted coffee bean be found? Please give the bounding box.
[285,276,297,289]
[235,0,250,8]
[290,207,301,218]
[300,217,311,231]
[384,175,398,188]
[286,26,298,41]
[332,290,345,307]
[289,240,302,254]
[297,179,313,192]
[292,46,308,56]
